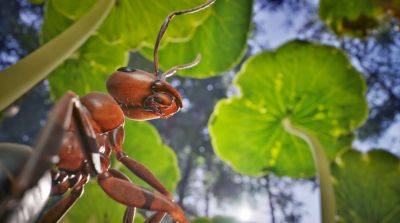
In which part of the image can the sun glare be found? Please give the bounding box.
[238,206,253,221]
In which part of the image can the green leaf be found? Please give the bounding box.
[319,0,400,36]
[332,149,400,223]
[140,0,253,78]
[51,0,211,49]
[61,182,144,223]
[48,36,128,99]
[119,121,180,192]
[209,41,368,177]
[40,0,73,44]
[41,0,128,99]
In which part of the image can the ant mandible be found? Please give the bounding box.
[0,1,215,223]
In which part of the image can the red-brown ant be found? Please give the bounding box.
[0,1,215,222]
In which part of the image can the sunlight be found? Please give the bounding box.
[238,206,253,222]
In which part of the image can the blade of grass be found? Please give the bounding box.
[0,0,115,111]
[283,118,336,223]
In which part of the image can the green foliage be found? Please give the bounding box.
[332,149,400,223]
[140,0,253,78]
[41,0,251,102]
[61,182,144,223]
[209,41,368,177]
[41,0,73,44]
[51,0,210,49]
[319,0,400,36]
[41,0,212,100]
[48,36,127,99]
[193,216,240,223]
[41,0,252,103]
[42,0,128,99]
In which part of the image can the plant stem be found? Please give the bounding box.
[282,118,336,223]
[0,0,115,111]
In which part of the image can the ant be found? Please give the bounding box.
[0,1,215,222]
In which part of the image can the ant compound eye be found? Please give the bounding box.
[155,97,163,103]
[146,93,173,107]
[117,67,137,72]
[155,93,173,106]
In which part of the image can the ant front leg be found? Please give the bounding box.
[13,92,77,196]
[98,171,188,223]
[109,127,173,200]
[109,169,166,223]
[109,127,172,222]
[109,169,136,223]
[72,101,103,175]
[145,212,167,223]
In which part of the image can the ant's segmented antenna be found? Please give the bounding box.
[160,54,201,81]
[153,0,216,78]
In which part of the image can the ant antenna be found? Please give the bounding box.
[153,0,216,78]
[161,54,201,81]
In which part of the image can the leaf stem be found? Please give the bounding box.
[282,118,336,223]
[0,0,115,111]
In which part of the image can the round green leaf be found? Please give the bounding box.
[141,0,253,78]
[319,0,400,36]
[120,121,180,192]
[61,182,144,223]
[332,149,400,223]
[51,0,211,49]
[209,41,368,177]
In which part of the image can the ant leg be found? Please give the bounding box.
[50,170,72,196]
[115,153,170,222]
[109,127,172,199]
[115,152,173,199]
[109,126,173,222]
[13,92,77,196]
[109,168,166,223]
[71,101,103,175]
[98,172,188,223]
[109,169,136,223]
[145,212,166,223]
[37,173,89,223]
[124,207,136,223]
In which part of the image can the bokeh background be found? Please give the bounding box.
[0,0,399,222]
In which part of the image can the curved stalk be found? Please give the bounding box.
[282,118,336,223]
[0,0,115,111]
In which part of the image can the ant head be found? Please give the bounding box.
[106,68,182,121]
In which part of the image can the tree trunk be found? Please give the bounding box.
[265,175,276,223]
[177,151,195,208]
